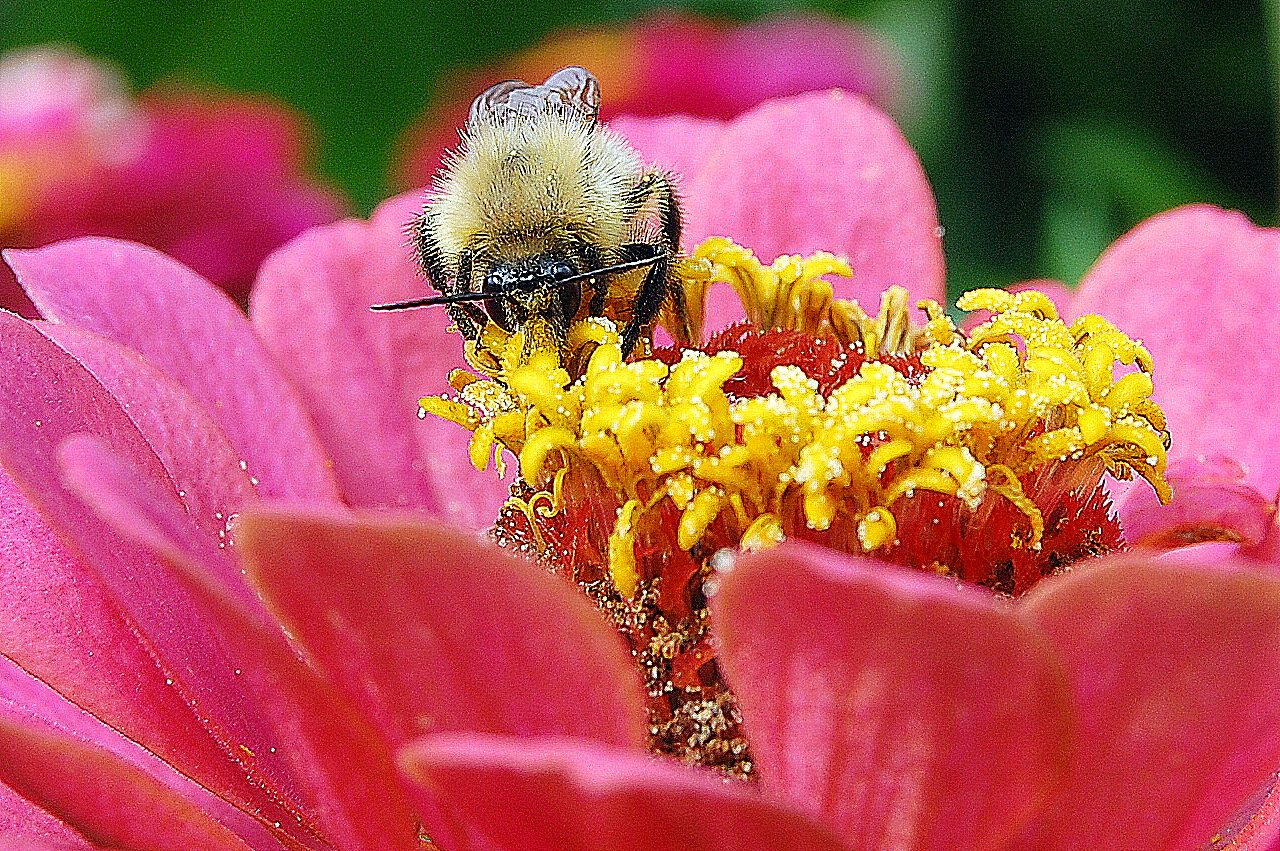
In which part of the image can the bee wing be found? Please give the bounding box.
[468,79,528,125]
[541,66,601,119]
[469,65,601,127]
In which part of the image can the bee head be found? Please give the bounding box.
[371,251,665,351]
[481,256,583,333]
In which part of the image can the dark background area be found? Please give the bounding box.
[2,0,1274,296]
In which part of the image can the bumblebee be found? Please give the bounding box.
[374,66,689,358]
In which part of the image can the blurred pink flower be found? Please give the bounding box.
[393,11,902,190]
[0,86,1278,849]
[0,45,346,315]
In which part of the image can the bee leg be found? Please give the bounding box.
[618,242,671,356]
[581,245,609,316]
[415,210,485,338]
[649,173,693,346]
[624,170,682,251]
[617,170,688,354]
[654,173,682,254]
[451,251,489,336]
[666,274,692,346]
[588,279,608,317]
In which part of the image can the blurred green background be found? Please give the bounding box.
[2,0,1274,296]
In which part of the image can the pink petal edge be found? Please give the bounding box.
[39,322,257,541]
[48,433,322,845]
[0,650,281,850]
[0,711,254,851]
[714,543,1074,851]
[1017,554,1280,851]
[236,508,649,750]
[1070,205,1280,499]
[57,439,424,851]
[609,113,726,189]
[1113,455,1272,549]
[399,732,849,851]
[4,237,342,505]
[681,89,945,335]
[249,195,510,527]
[0,774,97,850]
[0,310,300,830]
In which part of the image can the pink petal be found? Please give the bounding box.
[392,10,899,190]
[399,733,849,851]
[40,322,257,539]
[0,45,139,154]
[0,473,303,849]
[0,652,297,851]
[1070,205,1280,498]
[1017,554,1280,851]
[713,543,1073,851]
[0,712,254,851]
[0,313,293,813]
[0,836,101,850]
[681,89,945,335]
[0,834,94,850]
[165,587,424,851]
[0,836,103,851]
[249,194,511,528]
[609,113,726,186]
[0,777,96,850]
[56,434,262,613]
[0,316,322,843]
[1113,456,1272,548]
[0,466,231,787]
[5,237,341,505]
[56,440,423,851]
[21,86,347,304]
[1210,776,1280,851]
[237,508,647,749]
[660,13,901,115]
[0,46,146,320]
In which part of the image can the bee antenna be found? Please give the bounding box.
[555,253,663,287]
[370,291,496,311]
[370,252,666,312]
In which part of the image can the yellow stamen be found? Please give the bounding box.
[424,240,1172,597]
[608,499,641,597]
[857,507,897,550]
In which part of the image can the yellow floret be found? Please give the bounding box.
[420,237,1173,597]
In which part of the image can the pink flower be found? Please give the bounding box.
[393,11,901,190]
[0,45,346,315]
[0,85,1278,850]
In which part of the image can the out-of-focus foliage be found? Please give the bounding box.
[0,0,1273,299]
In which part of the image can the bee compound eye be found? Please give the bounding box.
[480,271,515,331]
[558,277,582,322]
[483,296,515,332]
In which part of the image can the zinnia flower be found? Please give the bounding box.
[0,83,1278,851]
[0,44,347,315]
